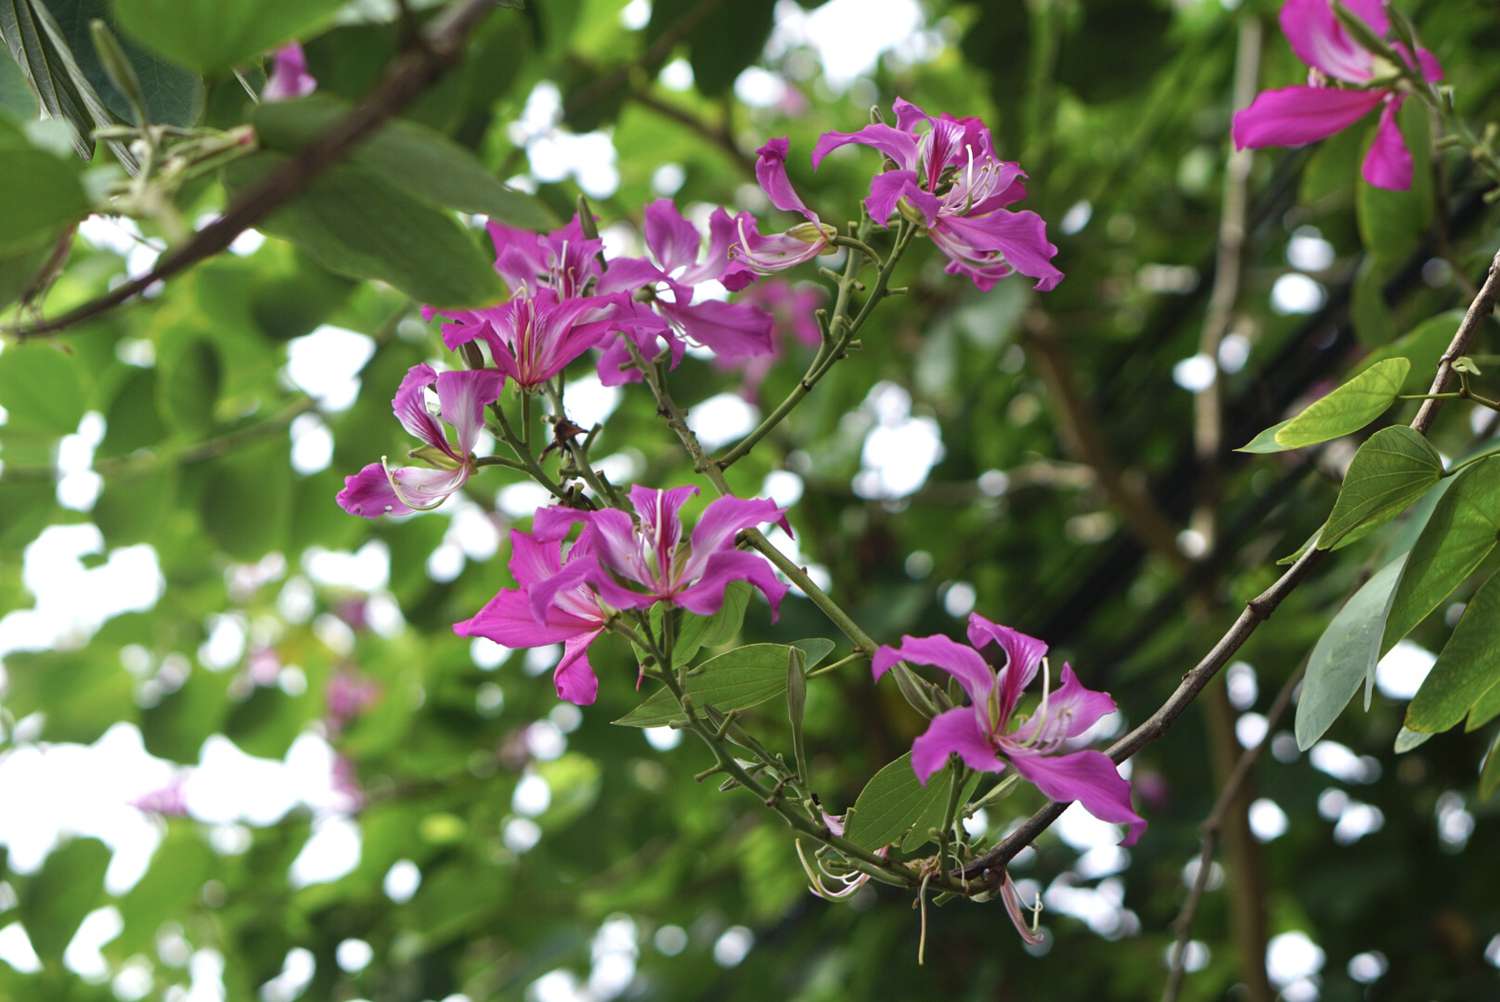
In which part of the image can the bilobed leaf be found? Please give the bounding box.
[0,341,86,435]
[224,153,507,309]
[253,96,555,229]
[1320,427,1443,550]
[1356,310,1472,394]
[1272,358,1410,449]
[1405,571,1500,733]
[1294,555,1405,751]
[111,0,345,74]
[613,643,795,727]
[50,0,202,126]
[673,580,751,667]
[17,836,109,962]
[844,753,953,852]
[1383,457,1500,651]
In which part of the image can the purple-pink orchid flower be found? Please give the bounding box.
[598,199,774,368]
[1232,0,1442,190]
[262,44,317,102]
[455,527,609,705]
[724,138,836,287]
[427,287,618,390]
[873,612,1145,845]
[535,485,790,620]
[336,363,501,518]
[486,214,603,300]
[813,99,1063,292]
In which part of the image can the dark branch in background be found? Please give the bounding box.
[4,0,503,341]
[625,87,756,179]
[959,249,1500,883]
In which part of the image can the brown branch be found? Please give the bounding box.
[5,0,503,341]
[626,88,756,179]
[960,248,1500,882]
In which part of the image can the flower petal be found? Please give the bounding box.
[391,364,446,451]
[644,198,703,274]
[656,299,775,360]
[1361,99,1413,190]
[675,549,787,620]
[755,138,817,222]
[435,368,503,454]
[554,633,602,704]
[385,463,468,511]
[811,123,919,171]
[1004,748,1146,846]
[506,529,561,586]
[1010,662,1117,746]
[911,707,1005,783]
[336,462,410,518]
[872,634,994,709]
[864,170,924,226]
[1231,85,1383,150]
[453,587,591,647]
[1279,0,1376,83]
[967,613,1047,726]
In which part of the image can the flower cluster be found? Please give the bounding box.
[1233,0,1442,190]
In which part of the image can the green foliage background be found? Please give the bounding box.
[2,0,1500,999]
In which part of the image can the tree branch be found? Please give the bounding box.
[5,0,503,341]
[960,248,1500,882]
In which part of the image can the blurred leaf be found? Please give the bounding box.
[198,435,292,560]
[1393,726,1433,753]
[253,95,555,228]
[1467,677,1500,733]
[93,462,176,542]
[113,827,214,955]
[224,152,508,309]
[141,666,232,762]
[156,332,221,431]
[225,684,309,758]
[0,341,85,435]
[1406,570,1500,733]
[614,642,798,727]
[1294,555,1404,750]
[1356,101,1432,268]
[1273,358,1409,450]
[2,649,136,742]
[17,837,108,962]
[535,752,601,830]
[97,367,167,458]
[1383,457,1500,651]
[1355,310,1470,393]
[1319,427,1443,550]
[1349,256,1395,346]
[0,116,87,252]
[111,0,344,74]
[1482,732,1500,801]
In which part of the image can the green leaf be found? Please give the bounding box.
[1349,256,1395,346]
[156,332,221,431]
[252,95,555,229]
[672,580,750,667]
[17,836,109,962]
[1237,418,1294,454]
[1466,678,1500,732]
[223,152,507,309]
[1393,726,1433,753]
[0,116,88,252]
[843,754,953,852]
[1405,570,1500,733]
[1319,427,1443,550]
[1355,310,1472,395]
[1482,731,1500,801]
[93,463,176,543]
[613,642,797,727]
[0,0,127,162]
[111,0,344,74]
[50,0,202,126]
[198,435,292,560]
[0,341,85,435]
[1383,457,1500,651]
[1294,555,1405,751]
[1272,358,1409,450]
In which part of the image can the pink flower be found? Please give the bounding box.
[1232,0,1443,190]
[597,199,774,365]
[724,138,835,286]
[873,612,1145,845]
[813,99,1063,292]
[486,213,603,300]
[336,363,501,517]
[262,43,316,102]
[427,288,618,390]
[454,527,609,705]
[536,485,790,620]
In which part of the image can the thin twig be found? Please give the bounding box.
[5,0,504,341]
